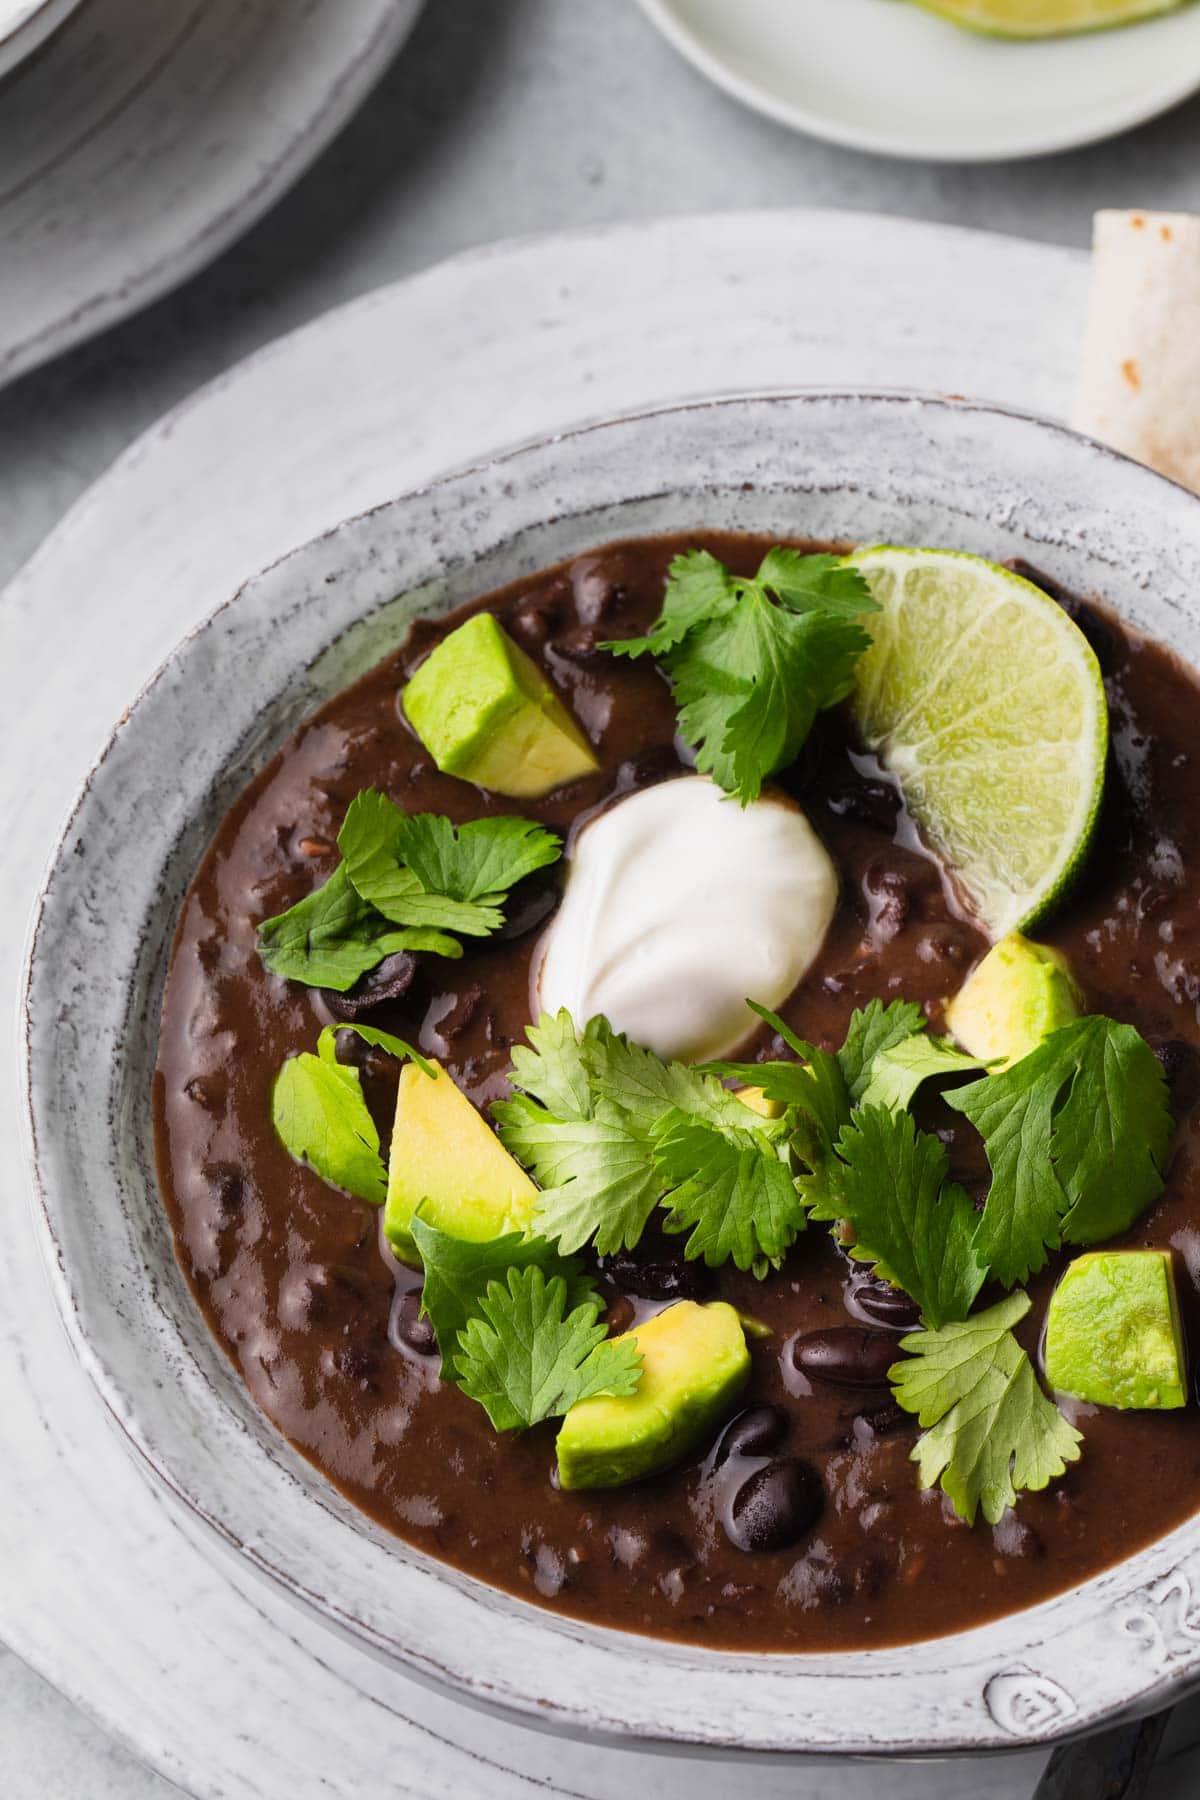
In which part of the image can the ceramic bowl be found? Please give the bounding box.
[0,0,81,80]
[22,393,1200,1758]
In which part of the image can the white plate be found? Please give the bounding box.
[637,0,1200,161]
[0,0,423,388]
[0,214,1096,1797]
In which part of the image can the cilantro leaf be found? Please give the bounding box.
[656,1114,805,1275]
[599,547,875,804]
[495,1010,779,1256]
[257,865,456,991]
[810,1105,985,1328]
[755,549,877,620]
[271,1025,426,1204]
[859,1033,984,1113]
[837,998,927,1103]
[945,1015,1173,1287]
[704,1002,851,1147]
[337,790,504,936]
[602,549,736,660]
[393,811,561,904]
[495,1094,663,1254]
[672,592,869,805]
[407,1213,593,1378]
[890,1293,1082,1525]
[453,1265,642,1431]
[332,1022,434,1077]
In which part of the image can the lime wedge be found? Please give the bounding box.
[848,547,1107,939]
[913,0,1183,36]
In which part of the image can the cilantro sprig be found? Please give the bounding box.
[453,1265,643,1431]
[945,1015,1173,1287]
[271,1024,430,1203]
[258,789,561,990]
[890,1294,1083,1525]
[493,1010,794,1267]
[602,548,876,804]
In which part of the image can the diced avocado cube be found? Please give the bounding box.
[736,1085,784,1121]
[385,1060,537,1266]
[556,1300,751,1490]
[1044,1250,1188,1410]
[945,931,1082,1068]
[402,612,599,799]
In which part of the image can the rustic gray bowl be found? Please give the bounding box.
[22,393,1200,1758]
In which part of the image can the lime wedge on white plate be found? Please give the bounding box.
[849,547,1108,939]
[914,0,1184,36]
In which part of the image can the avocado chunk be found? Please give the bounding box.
[945,931,1082,1068]
[556,1300,751,1490]
[736,1085,784,1121]
[1044,1250,1188,1410]
[402,612,599,798]
[385,1059,538,1265]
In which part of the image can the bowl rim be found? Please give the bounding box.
[21,388,1200,1759]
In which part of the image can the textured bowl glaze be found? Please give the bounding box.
[22,394,1200,1757]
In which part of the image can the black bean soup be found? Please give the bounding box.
[154,533,1200,1651]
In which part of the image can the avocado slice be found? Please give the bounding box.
[385,1059,538,1265]
[736,1085,784,1121]
[556,1300,751,1489]
[402,612,599,798]
[1044,1250,1188,1410]
[945,931,1082,1068]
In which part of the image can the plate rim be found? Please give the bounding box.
[22,386,1200,1758]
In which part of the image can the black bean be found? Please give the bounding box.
[604,1296,636,1338]
[825,779,901,833]
[849,1282,922,1331]
[551,625,609,666]
[616,745,684,793]
[726,1458,823,1553]
[202,1162,244,1222]
[495,873,560,941]
[437,984,485,1041]
[509,589,565,646]
[712,1404,790,1467]
[323,952,419,1021]
[600,1250,713,1302]
[792,1327,899,1388]
[333,1339,385,1389]
[395,1290,437,1356]
[1152,1037,1200,1103]
[853,1400,911,1438]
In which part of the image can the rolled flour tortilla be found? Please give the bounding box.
[1073,210,1200,497]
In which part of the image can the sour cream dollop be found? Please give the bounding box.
[536,774,838,1062]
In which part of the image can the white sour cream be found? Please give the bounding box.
[536,774,838,1062]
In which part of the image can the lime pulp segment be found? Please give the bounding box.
[848,547,1108,940]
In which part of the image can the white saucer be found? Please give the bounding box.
[0,0,423,387]
[0,0,80,81]
[637,0,1200,161]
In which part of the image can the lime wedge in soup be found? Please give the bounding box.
[848,546,1107,940]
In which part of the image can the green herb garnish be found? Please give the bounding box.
[890,1293,1083,1525]
[407,1213,593,1379]
[257,790,562,990]
[602,548,876,805]
[858,1031,984,1113]
[808,1105,986,1329]
[270,1024,429,1203]
[945,1015,1173,1287]
[453,1265,643,1431]
[493,1010,787,1262]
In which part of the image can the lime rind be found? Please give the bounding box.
[910,0,1183,38]
[847,547,1108,940]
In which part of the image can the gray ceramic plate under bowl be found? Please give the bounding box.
[21,393,1200,1760]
